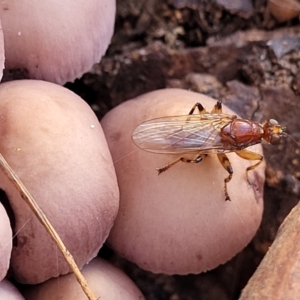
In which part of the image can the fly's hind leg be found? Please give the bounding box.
[188,102,207,115]
[235,149,263,184]
[217,153,233,201]
[157,153,205,174]
[186,103,207,121]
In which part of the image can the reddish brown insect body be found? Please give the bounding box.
[221,119,264,147]
[132,101,286,201]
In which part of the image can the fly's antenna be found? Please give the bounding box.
[280,124,300,146]
[285,133,300,147]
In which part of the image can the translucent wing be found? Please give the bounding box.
[132,114,238,154]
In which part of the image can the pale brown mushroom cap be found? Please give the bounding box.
[23,258,145,300]
[0,80,119,283]
[102,88,264,274]
[0,203,12,281]
[0,18,4,81]
[0,0,116,84]
[0,280,25,300]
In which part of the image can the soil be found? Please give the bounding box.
[66,1,300,299]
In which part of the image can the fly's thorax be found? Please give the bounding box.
[220,119,264,147]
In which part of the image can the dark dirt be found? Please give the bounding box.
[65,0,300,299]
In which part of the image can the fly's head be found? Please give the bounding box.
[262,119,287,145]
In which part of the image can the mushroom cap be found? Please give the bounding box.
[23,258,145,300]
[0,280,25,300]
[102,88,264,274]
[0,203,12,281]
[268,0,300,23]
[0,0,116,84]
[0,80,119,283]
[240,201,300,299]
[0,18,4,80]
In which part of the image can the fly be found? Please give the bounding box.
[132,100,286,201]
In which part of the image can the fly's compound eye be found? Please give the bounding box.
[269,119,278,125]
[270,134,281,145]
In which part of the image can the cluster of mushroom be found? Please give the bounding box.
[0,1,266,299]
[0,1,143,299]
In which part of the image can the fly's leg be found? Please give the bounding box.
[188,102,207,115]
[217,153,233,201]
[211,100,222,113]
[188,100,222,115]
[186,103,207,121]
[157,154,204,174]
[235,150,263,184]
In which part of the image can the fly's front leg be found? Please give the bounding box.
[217,153,233,201]
[157,153,205,174]
[235,150,263,184]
